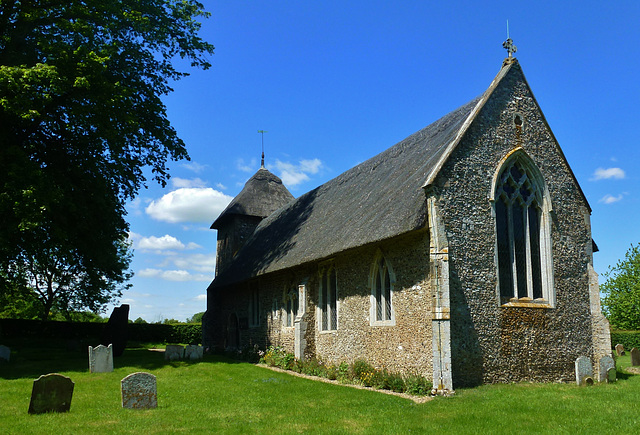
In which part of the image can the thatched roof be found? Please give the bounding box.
[211,168,294,229]
[211,94,482,288]
[209,60,592,289]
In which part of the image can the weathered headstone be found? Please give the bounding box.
[101,304,129,357]
[121,372,157,409]
[598,355,615,383]
[165,345,184,361]
[631,347,640,366]
[89,344,114,373]
[184,344,203,360]
[615,343,625,356]
[0,345,10,362]
[28,374,74,414]
[607,366,617,383]
[575,356,593,386]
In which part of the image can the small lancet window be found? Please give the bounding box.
[284,288,298,328]
[495,156,548,305]
[370,253,395,325]
[319,267,337,331]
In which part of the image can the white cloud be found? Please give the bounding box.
[299,158,322,174]
[181,161,207,173]
[146,188,233,223]
[137,268,211,282]
[159,253,215,273]
[193,294,207,301]
[171,177,208,189]
[135,234,202,252]
[591,167,625,181]
[216,182,227,190]
[599,194,624,204]
[273,158,324,186]
[237,158,258,173]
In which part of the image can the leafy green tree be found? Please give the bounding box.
[601,244,640,330]
[133,317,147,324]
[0,1,214,314]
[186,311,205,323]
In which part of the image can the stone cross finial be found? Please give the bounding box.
[503,38,517,58]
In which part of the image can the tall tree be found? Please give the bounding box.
[601,244,640,330]
[0,0,214,318]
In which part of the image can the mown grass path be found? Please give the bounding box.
[1,346,639,434]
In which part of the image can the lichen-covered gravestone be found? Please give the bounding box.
[598,355,615,383]
[121,372,157,409]
[28,373,74,414]
[615,343,625,356]
[165,345,184,361]
[89,344,114,373]
[184,344,203,360]
[631,347,640,366]
[101,304,130,357]
[575,356,594,386]
[0,345,10,362]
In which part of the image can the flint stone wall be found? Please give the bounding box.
[208,231,433,377]
[434,64,596,386]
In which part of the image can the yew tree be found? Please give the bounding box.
[0,0,214,319]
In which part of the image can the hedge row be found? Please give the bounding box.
[0,318,202,345]
[611,330,640,351]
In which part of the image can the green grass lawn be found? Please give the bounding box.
[1,345,639,434]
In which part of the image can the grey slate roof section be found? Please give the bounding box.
[211,95,482,288]
[211,168,294,229]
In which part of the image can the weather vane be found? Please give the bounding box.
[257,130,268,168]
[502,20,517,58]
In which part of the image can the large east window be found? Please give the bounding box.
[319,267,337,331]
[494,153,553,306]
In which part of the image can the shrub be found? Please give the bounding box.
[611,330,640,352]
[255,347,430,396]
[404,372,432,395]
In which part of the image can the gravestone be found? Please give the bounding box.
[165,345,184,361]
[631,347,640,366]
[0,345,10,362]
[101,304,129,357]
[598,355,615,383]
[121,372,157,409]
[615,343,625,356]
[607,366,617,383]
[184,344,203,360]
[28,374,74,414]
[575,356,593,386]
[89,344,114,373]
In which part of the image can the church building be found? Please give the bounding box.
[203,49,611,392]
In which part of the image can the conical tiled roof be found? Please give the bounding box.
[211,168,294,229]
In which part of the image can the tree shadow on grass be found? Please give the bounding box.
[0,347,245,380]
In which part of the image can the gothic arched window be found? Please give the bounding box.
[494,154,553,306]
[370,252,395,325]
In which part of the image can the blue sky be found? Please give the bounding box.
[118,1,640,322]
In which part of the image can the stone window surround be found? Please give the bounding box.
[489,147,555,309]
[282,282,307,329]
[369,249,396,326]
[318,262,338,333]
[282,286,299,328]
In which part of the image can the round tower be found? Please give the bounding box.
[211,168,293,276]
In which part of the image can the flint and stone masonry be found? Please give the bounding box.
[204,57,611,391]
